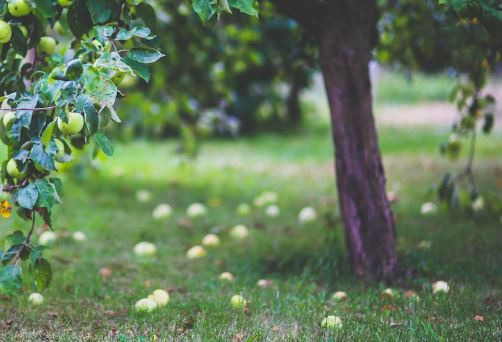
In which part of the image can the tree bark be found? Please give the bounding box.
[317,1,397,280]
[286,77,302,125]
[271,0,397,280]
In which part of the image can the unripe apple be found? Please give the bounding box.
[6,158,21,178]
[150,289,169,307]
[38,36,57,55]
[134,241,156,256]
[2,111,16,127]
[57,112,84,135]
[0,21,12,44]
[72,231,86,242]
[219,272,234,282]
[332,291,348,301]
[111,71,125,85]
[39,231,57,246]
[236,203,251,216]
[18,25,28,38]
[54,21,65,35]
[186,245,206,259]
[229,225,249,240]
[55,139,65,158]
[57,0,73,8]
[8,0,32,17]
[28,293,44,305]
[202,233,220,247]
[118,74,137,89]
[432,280,449,294]
[54,161,67,172]
[321,315,342,329]
[380,288,395,299]
[126,0,143,6]
[230,294,247,309]
[135,298,157,312]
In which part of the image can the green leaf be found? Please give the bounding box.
[35,179,56,209]
[193,0,217,22]
[10,26,28,56]
[65,59,84,80]
[228,0,258,16]
[76,95,98,135]
[18,184,39,210]
[0,265,22,295]
[6,230,24,246]
[116,26,155,41]
[41,121,56,147]
[34,0,59,18]
[83,67,118,108]
[85,0,112,24]
[136,2,157,30]
[95,132,114,156]
[67,0,93,38]
[482,113,494,134]
[33,258,52,291]
[31,144,56,171]
[123,56,150,82]
[127,48,165,64]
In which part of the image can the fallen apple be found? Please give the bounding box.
[28,293,44,305]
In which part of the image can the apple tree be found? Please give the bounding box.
[0,0,166,295]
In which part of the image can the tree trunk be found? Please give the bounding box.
[318,1,397,280]
[286,77,302,125]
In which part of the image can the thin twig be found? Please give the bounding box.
[12,214,36,266]
[0,106,56,112]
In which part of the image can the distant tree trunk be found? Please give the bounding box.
[286,77,302,125]
[272,0,397,280]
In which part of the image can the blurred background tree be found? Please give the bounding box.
[115,0,317,150]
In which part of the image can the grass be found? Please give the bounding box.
[374,70,455,104]
[0,124,501,340]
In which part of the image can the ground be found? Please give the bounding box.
[0,74,501,340]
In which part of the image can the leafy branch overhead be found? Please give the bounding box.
[0,0,166,295]
[193,0,258,22]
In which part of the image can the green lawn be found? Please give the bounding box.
[0,125,501,340]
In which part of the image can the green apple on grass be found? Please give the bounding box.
[57,112,84,135]
[8,0,32,17]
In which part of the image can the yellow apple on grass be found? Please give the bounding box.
[28,293,44,305]
[149,289,169,307]
[202,233,220,247]
[321,315,342,329]
[219,272,234,282]
[135,298,157,312]
[230,294,247,309]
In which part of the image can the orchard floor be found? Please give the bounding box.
[0,124,501,341]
